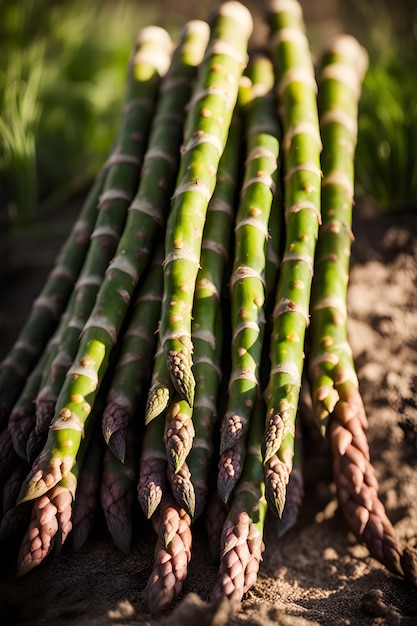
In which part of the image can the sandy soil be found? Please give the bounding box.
[1,1,417,624]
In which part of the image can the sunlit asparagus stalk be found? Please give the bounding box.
[160,1,253,408]
[0,169,107,428]
[34,26,173,430]
[17,468,78,576]
[177,113,241,520]
[212,396,267,610]
[101,244,163,462]
[307,34,368,434]
[262,0,322,514]
[307,36,407,579]
[145,492,192,614]
[217,52,281,503]
[18,24,213,504]
[16,386,106,574]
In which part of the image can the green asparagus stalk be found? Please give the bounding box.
[145,491,192,614]
[101,244,163,462]
[212,396,267,609]
[307,34,368,435]
[34,26,174,429]
[217,52,281,501]
[262,0,322,500]
[160,1,253,407]
[0,168,107,428]
[307,35,408,581]
[18,25,204,504]
[186,114,240,520]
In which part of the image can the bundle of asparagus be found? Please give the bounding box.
[0,0,415,618]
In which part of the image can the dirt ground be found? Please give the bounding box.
[1,1,417,625]
[1,195,417,626]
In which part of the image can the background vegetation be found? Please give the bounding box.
[0,0,416,231]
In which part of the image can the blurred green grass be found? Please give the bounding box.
[1,0,416,228]
[0,0,164,227]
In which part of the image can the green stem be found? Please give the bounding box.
[17,26,174,503]
[160,1,253,407]
[263,0,322,476]
[307,34,368,435]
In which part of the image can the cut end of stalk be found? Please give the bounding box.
[267,0,303,19]
[216,1,254,40]
[326,34,369,83]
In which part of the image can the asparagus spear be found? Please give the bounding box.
[160,1,253,408]
[262,0,322,516]
[307,35,407,579]
[145,339,174,425]
[307,34,368,434]
[101,244,163,462]
[145,492,192,614]
[100,422,137,554]
[164,396,195,476]
[0,169,107,428]
[17,469,78,576]
[17,26,179,504]
[137,410,167,519]
[172,112,241,519]
[212,396,267,610]
[217,51,281,502]
[34,26,174,428]
[167,459,195,519]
